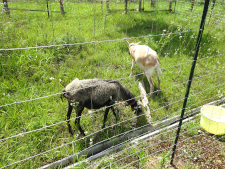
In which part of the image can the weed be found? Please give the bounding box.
[159,151,170,169]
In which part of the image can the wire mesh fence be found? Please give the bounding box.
[0,0,225,168]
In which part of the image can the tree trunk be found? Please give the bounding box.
[59,0,65,16]
[211,0,216,11]
[125,0,127,14]
[169,0,172,12]
[191,0,195,11]
[3,0,10,15]
[106,0,109,11]
[151,0,155,7]
[139,0,142,11]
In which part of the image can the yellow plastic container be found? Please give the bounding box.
[200,105,225,135]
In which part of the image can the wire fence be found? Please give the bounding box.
[0,0,225,168]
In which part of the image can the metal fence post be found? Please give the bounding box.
[170,0,210,166]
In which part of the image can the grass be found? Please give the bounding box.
[0,0,225,168]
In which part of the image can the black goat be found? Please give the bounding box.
[62,78,142,136]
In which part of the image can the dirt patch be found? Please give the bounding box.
[146,131,225,169]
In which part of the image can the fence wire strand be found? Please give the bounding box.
[125,122,224,169]
[1,68,224,143]
[88,94,224,168]
[1,90,223,169]
[1,52,224,109]
[1,1,225,168]
[1,26,225,51]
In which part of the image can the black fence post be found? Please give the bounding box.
[170,0,210,166]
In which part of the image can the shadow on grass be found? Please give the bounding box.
[118,10,220,58]
[73,107,150,152]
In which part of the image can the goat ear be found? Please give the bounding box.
[136,41,141,45]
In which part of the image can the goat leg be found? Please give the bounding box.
[111,107,118,123]
[75,106,85,136]
[156,69,161,97]
[129,60,135,77]
[67,103,74,135]
[102,107,110,128]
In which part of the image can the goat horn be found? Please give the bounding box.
[126,40,130,45]
[135,38,138,43]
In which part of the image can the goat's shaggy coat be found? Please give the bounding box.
[126,39,162,95]
[62,78,141,136]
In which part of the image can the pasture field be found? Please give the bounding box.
[0,0,225,168]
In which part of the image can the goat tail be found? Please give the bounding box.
[158,67,163,76]
[157,62,163,76]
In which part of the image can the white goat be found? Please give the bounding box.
[126,39,162,95]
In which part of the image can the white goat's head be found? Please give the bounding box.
[126,38,141,48]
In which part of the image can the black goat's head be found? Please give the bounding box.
[61,90,71,100]
[130,100,142,115]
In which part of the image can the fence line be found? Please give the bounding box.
[1,75,224,144]
[0,111,203,168]
[126,124,223,169]
[1,52,224,109]
[170,0,210,164]
[1,91,223,169]
[88,93,224,169]
[1,67,224,142]
[100,118,201,169]
[125,94,225,168]
[177,136,225,167]
[1,60,224,166]
[7,8,63,13]
[1,1,224,168]
[2,27,225,51]
[166,132,225,167]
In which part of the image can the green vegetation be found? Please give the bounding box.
[0,0,225,168]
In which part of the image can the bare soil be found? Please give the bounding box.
[146,131,225,169]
